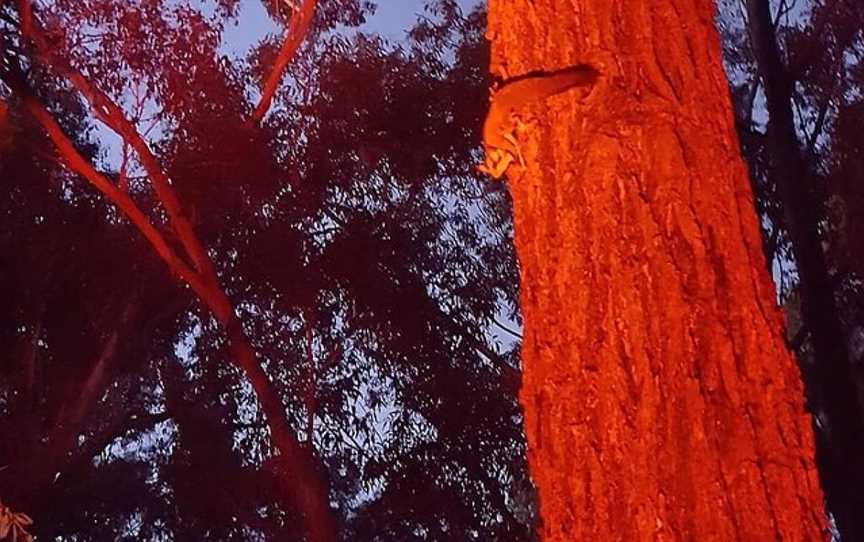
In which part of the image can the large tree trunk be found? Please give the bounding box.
[485,0,826,539]
[746,1,864,539]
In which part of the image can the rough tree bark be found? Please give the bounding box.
[485,0,826,539]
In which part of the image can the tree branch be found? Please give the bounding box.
[21,92,201,290]
[17,0,210,276]
[492,316,522,339]
[248,0,318,125]
[0,296,133,506]
[14,3,336,538]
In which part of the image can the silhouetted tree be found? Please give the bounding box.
[2,0,534,540]
[718,1,864,537]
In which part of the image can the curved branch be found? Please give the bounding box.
[17,0,210,276]
[15,2,336,538]
[249,0,318,125]
[22,94,201,290]
[493,316,523,339]
[25,65,337,542]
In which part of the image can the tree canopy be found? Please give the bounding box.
[1,1,534,540]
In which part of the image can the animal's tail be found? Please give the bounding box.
[531,65,600,98]
[495,64,600,104]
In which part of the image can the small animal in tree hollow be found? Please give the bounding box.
[478,65,599,179]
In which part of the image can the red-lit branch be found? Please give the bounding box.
[22,95,202,291]
[249,0,318,125]
[15,1,336,539]
[18,0,210,276]
[23,84,334,542]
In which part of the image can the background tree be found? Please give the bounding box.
[484,0,824,538]
[717,1,864,538]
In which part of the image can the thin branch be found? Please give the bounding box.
[248,0,318,125]
[0,297,134,502]
[18,0,211,275]
[302,307,317,447]
[774,0,792,27]
[321,206,347,228]
[14,4,336,538]
[117,141,130,192]
[492,316,523,339]
[805,97,830,156]
[21,92,201,290]
[805,49,845,158]
[66,299,138,428]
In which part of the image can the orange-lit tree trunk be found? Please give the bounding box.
[486,0,826,539]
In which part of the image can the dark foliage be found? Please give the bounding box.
[1,0,534,540]
[717,1,864,537]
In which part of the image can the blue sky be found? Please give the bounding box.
[360,0,482,37]
[222,0,482,53]
[367,1,438,39]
